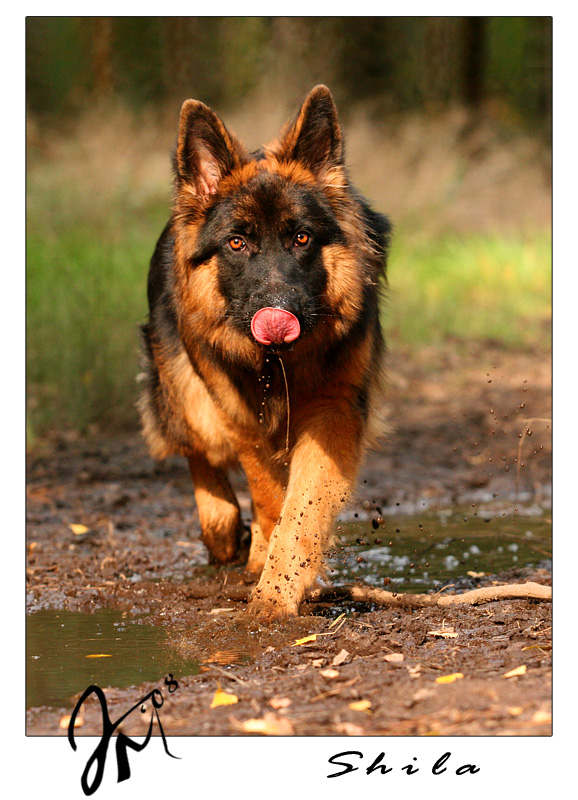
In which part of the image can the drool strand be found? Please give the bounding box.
[277,355,291,452]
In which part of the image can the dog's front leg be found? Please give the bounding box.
[248,403,363,623]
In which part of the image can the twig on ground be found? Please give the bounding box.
[216,580,551,608]
[306,581,551,608]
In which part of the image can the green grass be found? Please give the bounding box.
[27,177,551,439]
[383,230,551,348]
[27,178,168,437]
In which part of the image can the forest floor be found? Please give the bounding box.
[26,340,551,736]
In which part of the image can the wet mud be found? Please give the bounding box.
[26,343,552,736]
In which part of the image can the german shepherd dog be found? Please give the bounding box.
[139,86,390,622]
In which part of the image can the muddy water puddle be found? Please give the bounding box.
[331,507,551,591]
[26,609,316,711]
[26,609,200,710]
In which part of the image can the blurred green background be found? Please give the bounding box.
[26,17,552,441]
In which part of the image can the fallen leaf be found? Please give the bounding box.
[232,713,294,735]
[531,710,551,724]
[332,649,350,666]
[384,653,404,662]
[503,664,527,679]
[69,524,89,535]
[59,713,84,730]
[348,700,372,712]
[336,721,366,735]
[320,669,340,679]
[427,628,458,639]
[435,672,464,684]
[85,654,112,659]
[210,683,239,708]
[205,650,243,665]
[269,696,292,709]
[292,634,318,646]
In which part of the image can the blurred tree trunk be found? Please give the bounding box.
[424,17,457,108]
[90,17,114,98]
[162,18,225,107]
[163,17,197,101]
[461,17,486,108]
[529,17,552,122]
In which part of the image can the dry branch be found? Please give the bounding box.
[215,579,551,608]
[306,581,551,608]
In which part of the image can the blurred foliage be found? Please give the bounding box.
[26,16,551,129]
[26,17,552,438]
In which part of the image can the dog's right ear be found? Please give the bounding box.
[174,100,245,198]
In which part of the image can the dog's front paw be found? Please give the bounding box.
[247,589,300,625]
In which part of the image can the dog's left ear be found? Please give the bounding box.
[275,85,344,180]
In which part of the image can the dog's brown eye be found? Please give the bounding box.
[229,236,246,251]
[293,232,310,247]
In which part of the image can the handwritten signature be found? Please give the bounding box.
[68,674,180,796]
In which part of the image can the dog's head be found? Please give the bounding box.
[171,86,387,361]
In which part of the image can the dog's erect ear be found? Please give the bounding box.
[175,100,245,197]
[275,85,343,180]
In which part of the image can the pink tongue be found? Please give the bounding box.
[251,307,301,345]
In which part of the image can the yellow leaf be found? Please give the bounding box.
[234,713,294,735]
[85,654,112,659]
[210,684,239,708]
[348,700,372,712]
[292,634,318,646]
[435,672,464,684]
[59,713,84,729]
[503,664,527,679]
[69,524,89,535]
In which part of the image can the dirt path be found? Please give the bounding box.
[26,343,551,736]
